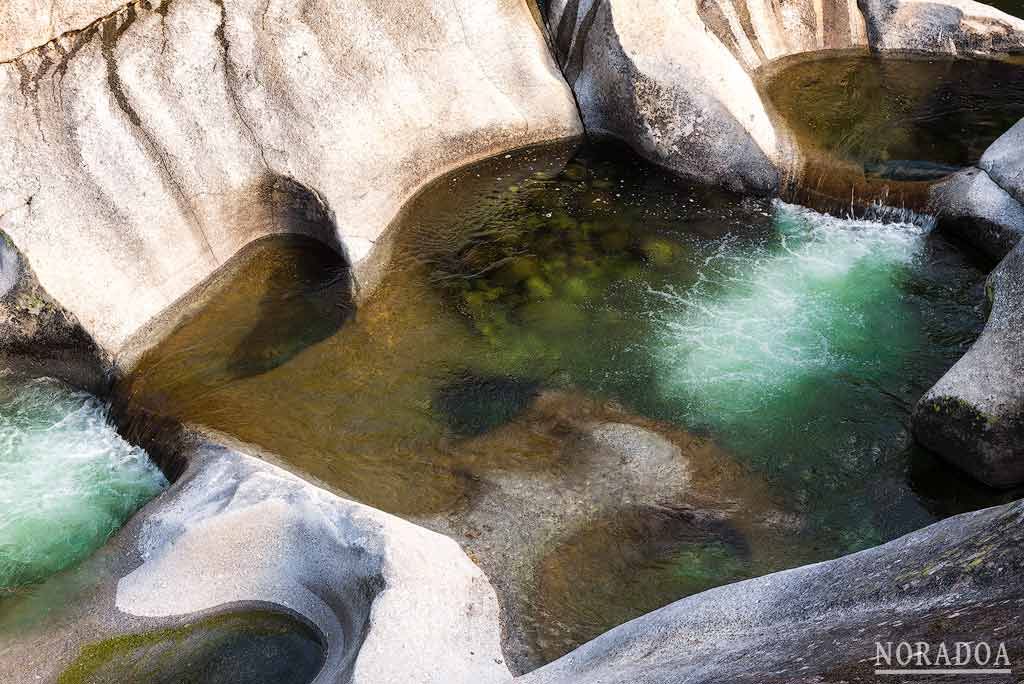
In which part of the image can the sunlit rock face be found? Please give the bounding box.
[0,376,166,588]
[0,433,513,684]
[544,0,1024,202]
[0,0,582,355]
[0,0,124,61]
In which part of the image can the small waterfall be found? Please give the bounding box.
[0,377,167,588]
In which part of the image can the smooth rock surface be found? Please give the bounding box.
[0,0,124,61]
[914,241,1024,487]
[545,0,782,193]
[0,0,581,355]
[545,0,1024,199]
[929,167,1024,261]
[519,498,1024,684]
[862,0,1024,52]
[0,233,108,391]
[981,117,1024,206]
[0,431,513,684]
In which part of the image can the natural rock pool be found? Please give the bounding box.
[120,141,1019,668]
[57,609,324,684]
[763,51,1024,204]
[0,377,166,589]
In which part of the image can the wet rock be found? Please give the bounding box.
[981,117,1024,206]
[913,241,1024,487]
[0,0,123,61]
[929,167,1024,262]
[519,498,1024,684]
[0,0,581,355]
[57,610,325,684]
[419,391,795,673]
[0,233,108,392]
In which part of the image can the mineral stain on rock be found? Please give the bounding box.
[57,610,325,684]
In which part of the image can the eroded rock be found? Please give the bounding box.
[930,167,1024,262]
[981,116,1024,205]
[0,233,108,391]
[914,241,1024,487]
[0,431,513,684]
[0,0,581,354]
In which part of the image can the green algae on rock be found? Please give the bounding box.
[57,610,325,684]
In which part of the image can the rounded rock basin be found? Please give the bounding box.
[57,609,325,684]
[119,140,1022,668]
[762,51,1024,206]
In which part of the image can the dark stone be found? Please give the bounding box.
[57,609,325,684]
[432,371,540,437]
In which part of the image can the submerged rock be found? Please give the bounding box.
[914,241,1024,487]
[519,498,1024,684]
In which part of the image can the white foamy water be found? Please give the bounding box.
[654,201,933,419]
[0,377,167,588]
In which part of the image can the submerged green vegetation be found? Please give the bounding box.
[121,140,1016,664]
[58,610,324,684]
[0,377,166,589]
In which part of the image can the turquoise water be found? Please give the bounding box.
[122,141,1007,665]
[656,202,929,419]
[0,377,166,588]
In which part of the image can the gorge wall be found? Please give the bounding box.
[0,0,582,358]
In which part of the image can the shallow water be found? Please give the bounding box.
[764,53,1024,178]
[57,610,324,684]
[121,141,1017,666]
[0,377,166,589]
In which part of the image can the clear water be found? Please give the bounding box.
[120,141,1015,667]
[57,610,324,684]
[762,52,1024,209]
[0,377,166,589]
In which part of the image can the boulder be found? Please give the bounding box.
[519,498,1024,684]
[913,241,1024,488]
[0,432,513,684]
[862,0,1024,52]
[0,0,581,354]
[0,232,108,391]
[929,167,1024,262]
[981,117,1024,206]
[544,0,782,194]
